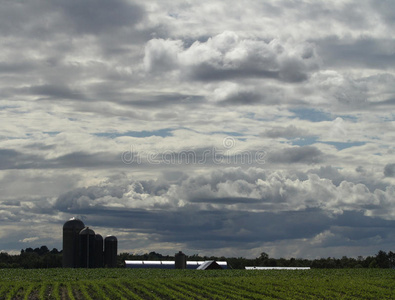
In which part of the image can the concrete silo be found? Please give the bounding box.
[104,235,117,268]
[79,227,96,268]
[94,234,104,268]
[175,251,187,269]
[62,217,85,268]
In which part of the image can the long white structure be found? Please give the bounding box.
[125,260,228,269]
[245,266,310,270]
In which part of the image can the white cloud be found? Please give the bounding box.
[144,31,320,83]
[20,237,40,243]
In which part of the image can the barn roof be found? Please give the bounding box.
[197,260,223,270]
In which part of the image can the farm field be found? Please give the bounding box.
[0,268,394,299]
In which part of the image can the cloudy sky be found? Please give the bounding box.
[1,0,395,259]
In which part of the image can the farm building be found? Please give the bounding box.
[196,260,223,270]
[125,260,228,269]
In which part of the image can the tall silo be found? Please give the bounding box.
[79,227,96,268]
[104,236,117,268]
[175,251,187,269]
[94,234,104,268]
[62,217,85,268]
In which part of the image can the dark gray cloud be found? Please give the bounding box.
[268,146,324,164]
[57,207,330,246]
[0,0,144,37]
[0,149,40,170]
[190,197,261,204]
[0,61,37,74]
[218,90,262,105]
[28,84,86,100]
[56,203,395,251]
[0,149,126,170]
[185,64,282,82]
[23,143,56,151]
[120,94,206,109]
[384,163,395,177]
[316,37,395,69]
[54,0,144,35]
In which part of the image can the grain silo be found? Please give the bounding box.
[104,235,117,268]
[79,227,96,268]
[175,251,187,269]
[94,234,104,268]
[62,217,85,268]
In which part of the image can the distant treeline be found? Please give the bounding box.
[0,246,62,269]
[1,247,395,269]
[120,250,395,269]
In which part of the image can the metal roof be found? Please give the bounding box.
[196,261,223,270]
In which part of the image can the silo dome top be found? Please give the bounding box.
[95,234,103,240]
[63,217,85,229]
[105,235,117,242]
[79,226,95,235]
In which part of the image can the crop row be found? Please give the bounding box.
[2,268,395,282]
[1,277,395,299]
[1,269,395,299]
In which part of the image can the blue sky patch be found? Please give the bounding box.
[291,137,319,146]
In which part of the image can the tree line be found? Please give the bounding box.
[0,246,62,269]
[1,247,395,269]
[225,250,395,269]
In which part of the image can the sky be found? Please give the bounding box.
[1,0,395,259]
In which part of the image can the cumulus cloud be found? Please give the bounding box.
[144,39,183,73]
[47,168,395,256]
[144,31,320,82]
[53,167,390,217]
[212,83,262,105]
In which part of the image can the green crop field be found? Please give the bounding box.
[0,268,394,299]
